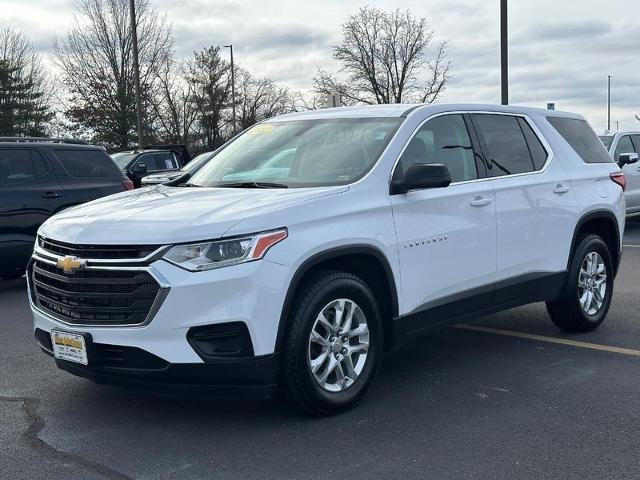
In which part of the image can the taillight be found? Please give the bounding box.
[610,172,626,191]
[122,179,134,190]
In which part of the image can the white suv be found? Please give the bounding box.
[29,104,626,414]
[599,131,640,215]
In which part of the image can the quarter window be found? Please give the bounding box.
[397,114,478,183]
[472,114,535,177]
[614,135,635,162]
[546,117,613,164]
[54,149,121,177]
[632,136,640,157]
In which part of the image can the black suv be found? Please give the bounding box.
[111,145,191,188]
[0,138,131,279]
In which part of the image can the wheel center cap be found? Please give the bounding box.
[331,339,343,353]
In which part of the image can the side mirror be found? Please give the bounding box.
[133,162,147,174]
[391,163,452,195]
[618,153,639,167]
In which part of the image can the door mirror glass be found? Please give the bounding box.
[391,163,452,194]
[618,152,639,167]
[133,162,147,174]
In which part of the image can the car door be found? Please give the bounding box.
[51,148,127,203]
[470,113,579,303]
[0,148,66,273]
[390,113,497,331]
[617,135,640,213]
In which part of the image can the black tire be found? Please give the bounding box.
[546,234,614,332]
[280,270,383,415]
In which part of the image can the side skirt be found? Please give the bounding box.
[389,271,567,350]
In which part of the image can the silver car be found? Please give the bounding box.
[600,131,640,215]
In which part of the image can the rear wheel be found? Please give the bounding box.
[281,271,383,415]
[546,234,614,332]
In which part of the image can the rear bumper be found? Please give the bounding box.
[35,328,279,399]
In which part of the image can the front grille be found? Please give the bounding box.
[38,237,160,260]
[30,259,161,326]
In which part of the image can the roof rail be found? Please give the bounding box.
[0,137,90,145]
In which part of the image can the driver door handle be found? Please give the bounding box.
[41,191,62,199]
[470,196,493,207]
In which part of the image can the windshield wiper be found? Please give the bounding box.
[177,183,202,187]
[216,181,288,189]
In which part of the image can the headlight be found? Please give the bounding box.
[163,228,287,271]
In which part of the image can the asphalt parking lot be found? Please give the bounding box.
[2,219,639,480]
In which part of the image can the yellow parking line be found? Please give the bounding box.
[456,324,640,357]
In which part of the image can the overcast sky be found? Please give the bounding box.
[2,0,639,132]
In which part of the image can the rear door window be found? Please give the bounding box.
[54,149,121,177]
[517,117,548,170]
[153,152,178,170]
[546,117,613,164]
[614,135,635,162]
[471,114,535,177]
[632,135,640,157]
[0,149,49,186]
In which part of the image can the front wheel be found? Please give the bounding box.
[281,271,383,415]
[546,234,614,332]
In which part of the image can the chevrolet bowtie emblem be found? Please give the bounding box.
[56,256,85,274]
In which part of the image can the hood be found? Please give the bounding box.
[40,185,348,245]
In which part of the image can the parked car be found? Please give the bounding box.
[112,145,191,188]
[29,105,625,414]
[599,132,640,215]
[0,137,132,280]
[141,150,216,186]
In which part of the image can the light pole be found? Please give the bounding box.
[607,75,612,132]
[224,44,237,134]
[500,0,508,105]
[129,0,144,150]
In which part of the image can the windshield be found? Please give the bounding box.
[111,152,136,170]
[188,118,403,188]
[599,136,614,150]
[182,152,213,172]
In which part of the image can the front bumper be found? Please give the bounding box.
[30,256,294,396]
[35,328,278,398]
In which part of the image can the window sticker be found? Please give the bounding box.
[248,124,274,135]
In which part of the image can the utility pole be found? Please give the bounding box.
[130,0,144,150]
[500,0,508,105]
[224,44,237,134]
[607,75,612,132]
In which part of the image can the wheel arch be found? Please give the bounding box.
[275,245,399,353]
[569,209,621,275]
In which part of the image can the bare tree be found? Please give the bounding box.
[236,68,292,130]
[314,7,450,105]
[148,55,198,145]
[0,27,53,136]
[54,0,172,149]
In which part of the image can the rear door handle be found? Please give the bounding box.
[470,196,493,207]
[41,192,62,199]
[553,184,570,194]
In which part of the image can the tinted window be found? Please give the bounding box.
[517,117,548,170]
[472,114,534,176]
[546,117,613,164]
[614,135,635,162]
[0,149,49,186]
[397,114,477,183]
[54,149,121,177]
